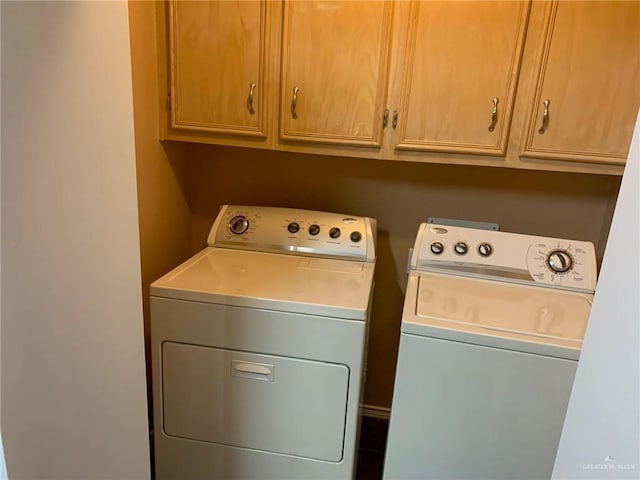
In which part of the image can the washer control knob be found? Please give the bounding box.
[454,242,468,255]
[308,224,321,236]
[547,249,573,273]
[287,222,300,234]
[350,231,362,243]
[478,242,493,257]
[329,227,341,239]
[229,215,250,235]
[430,241,444,255]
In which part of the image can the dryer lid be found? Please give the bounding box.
[150,247,375,320]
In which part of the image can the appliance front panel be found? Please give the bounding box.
[162,342,349,462]
[150,297,367,479]
[384,333,577,480]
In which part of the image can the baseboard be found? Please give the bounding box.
[360,404,391,420]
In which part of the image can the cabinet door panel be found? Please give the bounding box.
[522,1,640,164]
[280,1,393,147]
[395,1,530,155]
[169,1,267,136]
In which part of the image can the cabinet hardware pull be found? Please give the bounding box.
[538,99,551,134]
[487,97,499,132]
[247,82,256,115]
[291,86,300,119]
[392,110,398,129]
[383,109,389,127]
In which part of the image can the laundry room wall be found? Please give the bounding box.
[128,3,622,413]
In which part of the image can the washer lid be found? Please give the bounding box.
[150,247,375,320]
[404,272,593,359]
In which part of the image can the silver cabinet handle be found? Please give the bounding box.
[291,86,299,119]
[538,99,551,134]
[487,97,499,132]
[247,82,256,115]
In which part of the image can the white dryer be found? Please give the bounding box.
[150,205,376,480]
[383,223,597,480]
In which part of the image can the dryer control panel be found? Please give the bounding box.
[411,223,597,293]
[208,205,377,262]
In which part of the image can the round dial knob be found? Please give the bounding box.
[547,249,573,273]
[478,242,493,257]
[329,227,341,239]
[430,241,444,255]
[350,231,362,243]
[308,224,320,236]
[454,242,468,255]
[228,215,250,235]
[287,222,300,234]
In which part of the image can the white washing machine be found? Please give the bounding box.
[150,205,376,480]
[383,223,597,480]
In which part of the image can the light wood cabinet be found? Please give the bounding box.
[519,0,640,165]
[392,0,530,155]
[166,0,276,140]
[279,1,394,147]
[156,0,639,174]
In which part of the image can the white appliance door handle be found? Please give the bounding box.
[231,360,274,381]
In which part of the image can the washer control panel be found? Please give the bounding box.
[411,223,597,292]
[208,205,376,262]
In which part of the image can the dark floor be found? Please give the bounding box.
[356,416,389,480]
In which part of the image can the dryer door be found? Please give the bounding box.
[161,342,349,462]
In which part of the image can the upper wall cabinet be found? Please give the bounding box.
[279,1,394,147]
[392,0,530,155]
[166,0,275,140]
[519,0,640,165]
[156,0,638,174]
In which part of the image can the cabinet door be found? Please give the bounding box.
[168,1,269,137]
[280,1,393,147]
[394,1,530,155]
[521,1,640,164]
